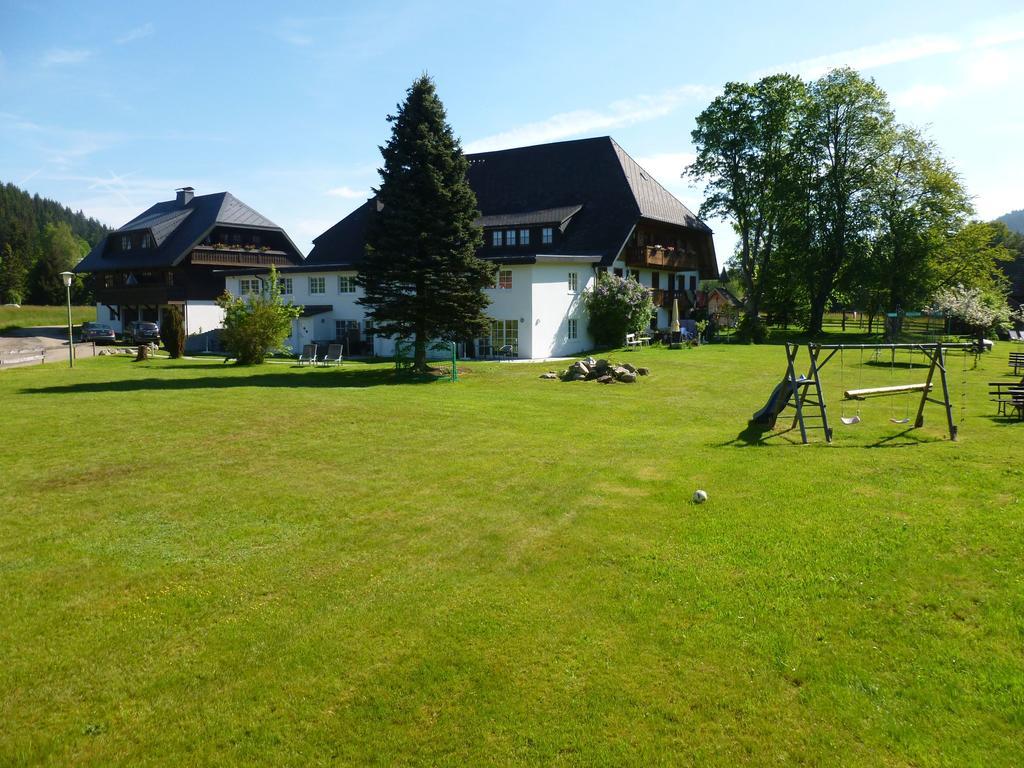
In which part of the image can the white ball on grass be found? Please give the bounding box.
[692,489,708,504]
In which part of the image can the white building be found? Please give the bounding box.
[74,187,305,344]
[228,136,719,359]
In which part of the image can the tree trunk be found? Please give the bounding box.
[807,291,828,336]
[413,331,427,372]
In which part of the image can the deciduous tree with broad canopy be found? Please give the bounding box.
[358,75,494,372]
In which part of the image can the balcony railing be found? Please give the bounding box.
[624,245,699,271]
[189,248,293,267]
[649,289,696,309]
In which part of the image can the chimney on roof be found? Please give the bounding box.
[176,186,195,206]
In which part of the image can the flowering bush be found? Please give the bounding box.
[931,284,1011,337]
[583,272,655,347]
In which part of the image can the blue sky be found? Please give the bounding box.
[1,0,1022,262]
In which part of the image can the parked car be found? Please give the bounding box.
[126,321,161,344]
[79,322,116,344]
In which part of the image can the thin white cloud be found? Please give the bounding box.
[758,35,963,80]
[464,84,714,153]
[276,18,318,46]
[633,152,697,185]
[757,10,1024,81]
[42,48,93,66]
[279,30,313,47]
[891,42,1023,112]
[116,23,155,45]
[891,84,953,110]
[326,185,366,199]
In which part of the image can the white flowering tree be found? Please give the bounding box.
[931,283,1011,342]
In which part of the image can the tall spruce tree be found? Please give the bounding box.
[358,75,493,372]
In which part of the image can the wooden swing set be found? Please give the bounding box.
[772,341,976,444]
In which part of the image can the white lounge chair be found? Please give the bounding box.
[322,343,344,366]
[298,344,319,366]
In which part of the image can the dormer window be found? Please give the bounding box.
[121,235,131,251]
[492,231,502,247]
[542,227,553,245]
[141,233,153,249]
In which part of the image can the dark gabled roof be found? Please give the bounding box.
[306,136,714,269]
[75,191,303,272]
[610,139,710,232]
[304,200,375,268]
[476,205,582,229]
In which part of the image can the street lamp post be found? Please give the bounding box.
[60,271,74,368]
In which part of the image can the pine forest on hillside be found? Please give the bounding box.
[0,181,109,305]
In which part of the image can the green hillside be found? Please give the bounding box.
[0,181,109,305]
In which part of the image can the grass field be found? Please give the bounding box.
[0,305,95,334]
[1,343,1022,766]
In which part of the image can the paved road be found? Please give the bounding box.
[0,326,98,366]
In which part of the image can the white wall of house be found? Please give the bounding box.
[182,301,224,337]
[482,265,533,358]
[94,300,224,336]
[528,263,593,358]
[227,263,598,360]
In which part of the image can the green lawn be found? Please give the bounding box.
[1,344,1021,766]
[0,304,95,334]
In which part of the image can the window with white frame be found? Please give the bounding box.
[519,228,530,245]
[498,269,512,289]
[278,277,293,295]
[120,235,131,250]
[338,275,356,293]
[490,319,518,353]
[141,233,152,249]
[239,278,261,295]
[568,318,578,340]
[492,231,502,247]
[568,272,578,292]
[309,276,325,294]
[541,227,553,244]
[505,229,516,246]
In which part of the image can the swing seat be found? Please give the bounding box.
[889,417,911,424]
[840,415,861,425]
[844,382,931,400]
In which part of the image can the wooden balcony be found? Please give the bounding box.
[624,245,699,271]
[649,289,694,309]
[189,247,294,267]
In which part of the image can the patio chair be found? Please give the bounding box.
[497,344,515,361]
[625,332,641,349]
[298,344,318,366]
[322,343,344,366]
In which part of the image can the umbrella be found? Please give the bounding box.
[671,297,681,334]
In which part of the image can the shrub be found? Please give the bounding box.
[160,305,186,358]
[583,273,655,347]
[216,267,301,364]
[931,284,1011,342]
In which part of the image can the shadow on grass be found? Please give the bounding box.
[723,421,946,448]
[20,367,443,395]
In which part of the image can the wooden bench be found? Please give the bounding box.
[989,381,1024,418]
[625,333,642,349]
[1010,352,1024,375]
